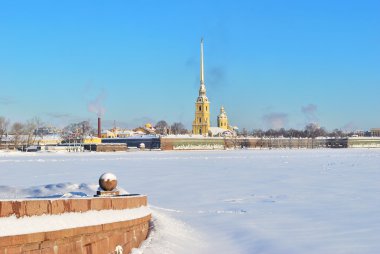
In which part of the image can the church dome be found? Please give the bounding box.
[218,106,227,118]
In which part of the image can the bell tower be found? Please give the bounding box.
[217,106,229,130]
[192,38,210,135]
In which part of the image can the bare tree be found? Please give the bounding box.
[0,116,9,143]
[265,129,276,137]
[32,117,44,137]
[286,128,303,138]
[170,122,187,135]
[240,128,248,137]
[278,128,286,137]
[61,121,94,143]
[305,123,327,138]
[155,120,169,135]
[11,122,24,149]
[24,117,42,146]
[252,129,264,138]
[329,128,345,138]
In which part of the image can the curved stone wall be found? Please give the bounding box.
[0,195,147,218]
[0,195,151,254]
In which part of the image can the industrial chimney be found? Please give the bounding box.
[98,117,101,138]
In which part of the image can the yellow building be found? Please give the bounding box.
[34,135,62,145]
[134,123,156,135]
[217,106,229,130]
[101,130,117,138]
[83,137,102,144]
[192,38,210,135]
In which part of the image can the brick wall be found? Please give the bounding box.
[0,195,147,218]
[160,138,174,150]
[0,214,151,254]
[0,195,151,254]
[83,144,128,152]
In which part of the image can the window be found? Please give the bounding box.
[206,106,208,111]
[199,106,201,111]
[199,118,202,123]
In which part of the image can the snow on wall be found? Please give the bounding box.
[0,182,128,200]
[173,144,225,150]
[0,207,151,237]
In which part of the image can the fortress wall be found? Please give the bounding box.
[348,138,380,148]
[161,137,225,150]
[160,137,331,150]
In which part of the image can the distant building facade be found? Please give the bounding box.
[371,128,380,137]
[134,123,156,135]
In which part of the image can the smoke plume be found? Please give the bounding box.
[208,66,227,88]
[87,90,106,117]
[341,122,357,132]
[262,113,288,129]
[301,104,318,123]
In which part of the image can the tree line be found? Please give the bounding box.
[154,120,188,135]
[0,116,46,148]
[238,123,363,138]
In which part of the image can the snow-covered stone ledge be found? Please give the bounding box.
[0,195,151,253]
[0,195,147,218]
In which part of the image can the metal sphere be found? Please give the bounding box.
[99,172,118,191]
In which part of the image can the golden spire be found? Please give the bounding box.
[200,38,204,84]
[199,38,206,97]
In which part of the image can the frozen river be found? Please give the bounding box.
[1,149,380,254]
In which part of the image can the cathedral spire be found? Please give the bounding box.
[199,38,206,97]
[193,38,210,135]
[200,38,204,84]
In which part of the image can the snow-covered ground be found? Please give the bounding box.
[1,149,380,254]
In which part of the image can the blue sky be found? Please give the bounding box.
[0,0,379,131]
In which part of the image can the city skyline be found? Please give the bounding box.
[0,1,379,131]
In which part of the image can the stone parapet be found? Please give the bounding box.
[0,214,151,254]
[0,195,147,218]
[0,195,151,254]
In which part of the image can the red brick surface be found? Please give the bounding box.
[0,196,150,253]
[0,195,147,218]
[0,214,151,254]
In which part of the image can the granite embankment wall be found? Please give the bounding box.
[161,137,380,150]
[160,137,329,150]
[83,143,128,152]
[0,195,150,254]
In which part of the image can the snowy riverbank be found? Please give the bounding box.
[1,149,380,253]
